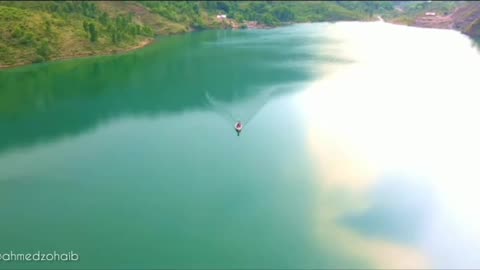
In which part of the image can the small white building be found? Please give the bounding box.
[216,14,227,20]
[425,12,436,16]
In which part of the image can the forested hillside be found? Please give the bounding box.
[0,1,156,67]
[0,1,395,68]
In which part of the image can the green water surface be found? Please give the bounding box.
[1,23,480,269]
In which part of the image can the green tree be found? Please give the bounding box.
[272,6,295,22]
[192,3,200,14]
[99,12,109,25]
[234,13,245,23]
[128,24,137,36]
[261,13,278,26]
[142,25,153,36]
[83,20,89,32]
[19,31,34,46]
[250,2,268,14]
[216,1,230,13]
[36,39,51,60]
[205,1,217,11]
[12,26,24,39]
[111,31,118,44]
[45,20,52,34]
[88,22,97,42]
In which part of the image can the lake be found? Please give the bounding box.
[1,22,480,269]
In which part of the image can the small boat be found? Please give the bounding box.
[234,122,243,135]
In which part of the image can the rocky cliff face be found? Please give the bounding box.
[412,2,480,38]
[452,2,480,38]
[414,14,453,29]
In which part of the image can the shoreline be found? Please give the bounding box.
[2,16,475,71]
[0,18,361,71]
[0,16,410,71]
[0,38,155,71]
[0,24,277,71]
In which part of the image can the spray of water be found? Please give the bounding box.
[204,87,276,130]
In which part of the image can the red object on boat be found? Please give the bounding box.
[235,122,243,132]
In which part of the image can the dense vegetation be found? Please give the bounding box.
[139,1,395,28]
[3,0,451,68]
[0,1,154,66]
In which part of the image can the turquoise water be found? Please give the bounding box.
[1,22,480,269]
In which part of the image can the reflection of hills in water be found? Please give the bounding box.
[0,26,341,154]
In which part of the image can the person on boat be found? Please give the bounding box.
[235,121,242,136]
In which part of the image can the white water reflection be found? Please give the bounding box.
[298,21,480,268]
